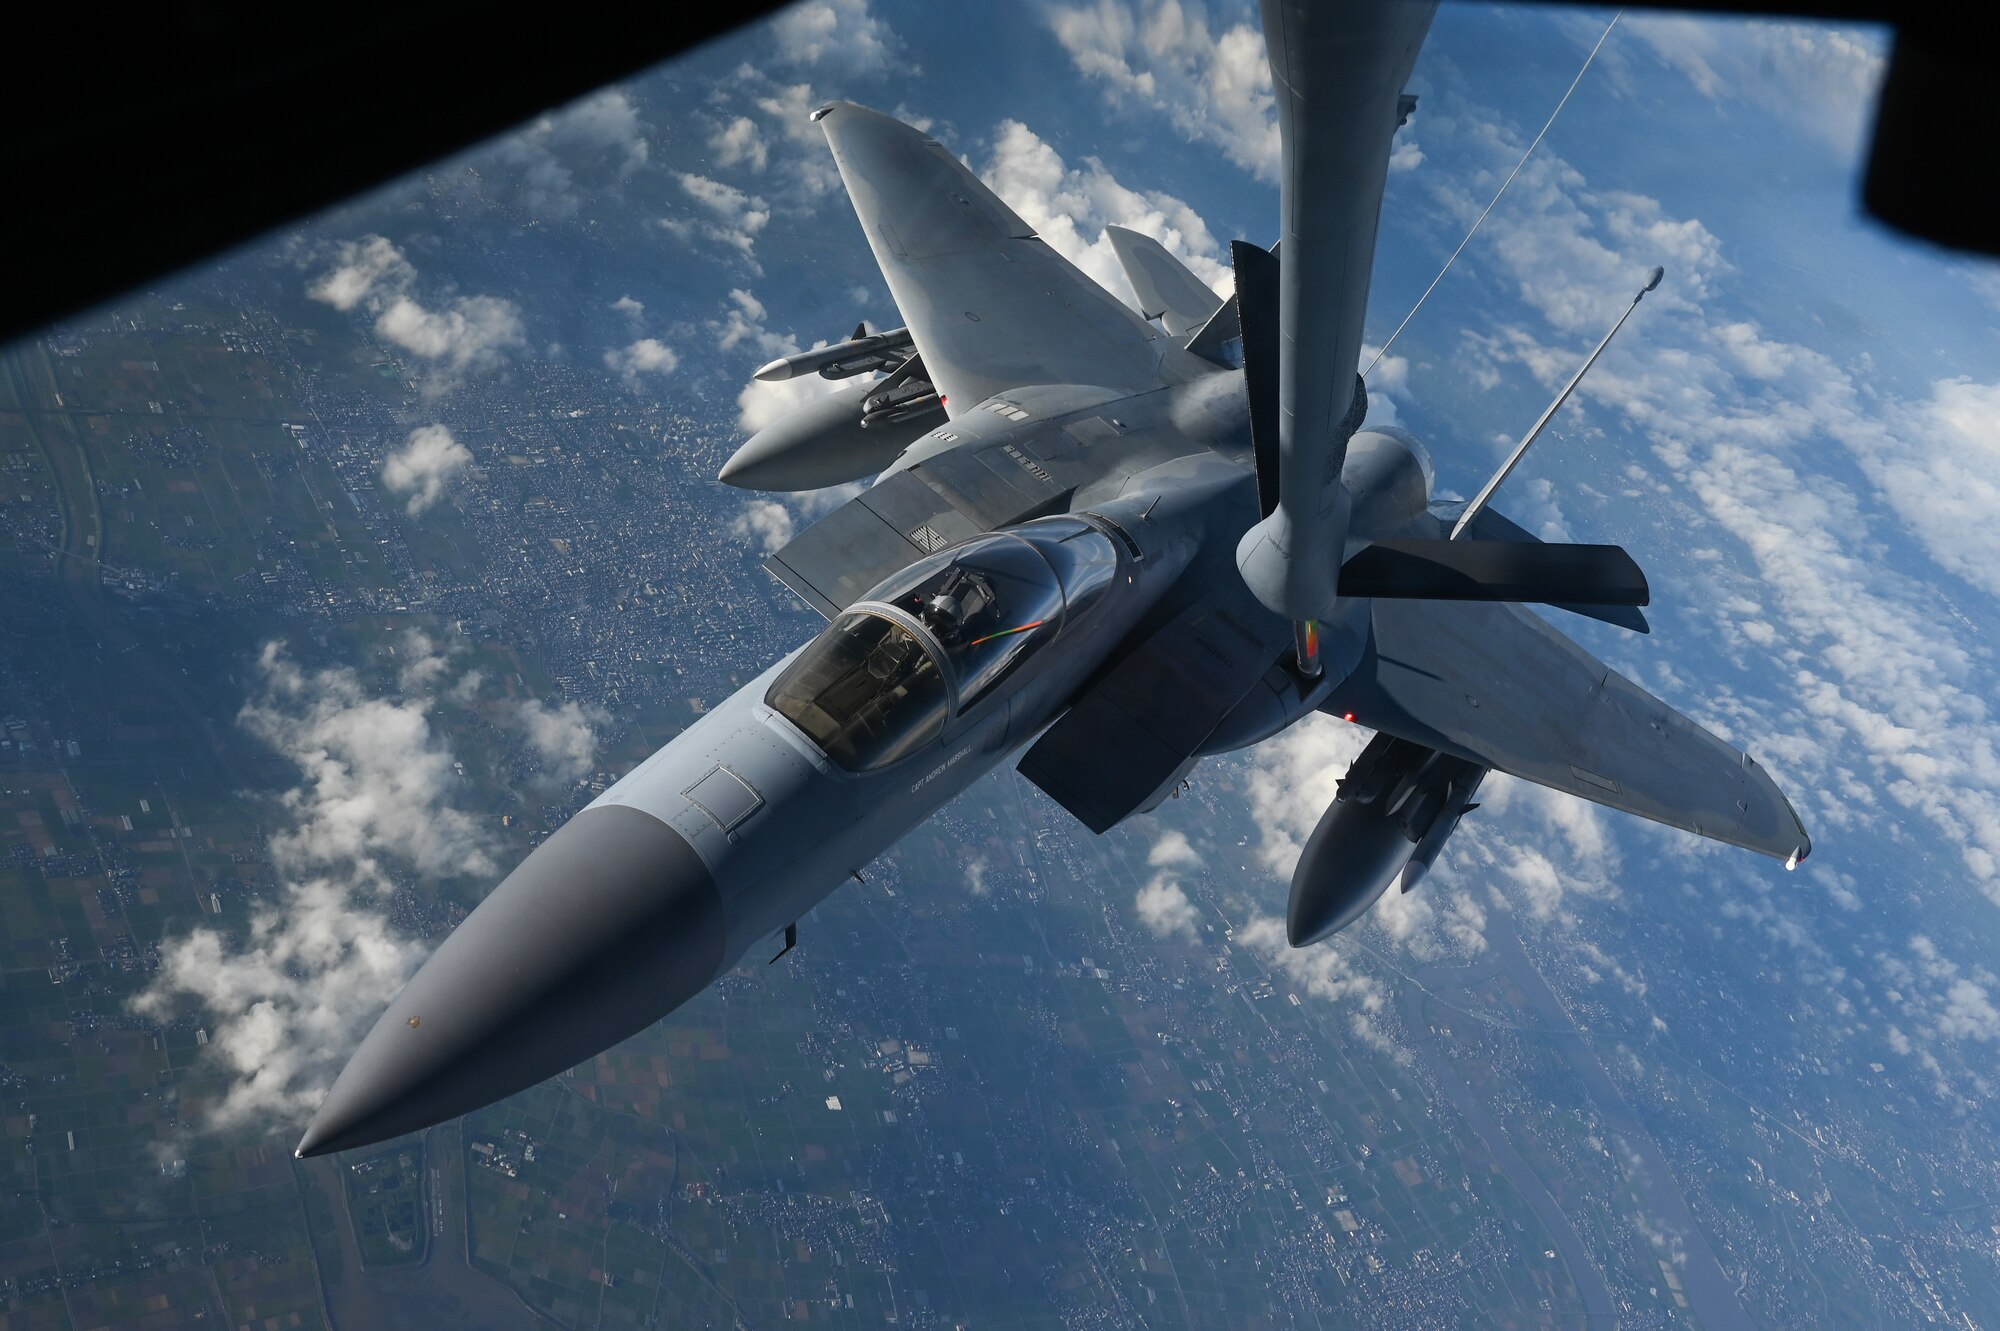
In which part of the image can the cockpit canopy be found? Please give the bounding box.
[767,518,1121,771]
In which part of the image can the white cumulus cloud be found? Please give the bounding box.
[307,236,525,387]
[711,115,770,172]
[604,337,680,386]
[979,118,1230,315]
[1135,875,1200,939]
[133,642,491,1133]
[1046,0,1279,181]
[510,698,607,783]
[380,423,473,516]
[732,498,796,554]
[308,235,414,312]
[772,0,904,76]
[667,173,772,261]
[490,89,651,220]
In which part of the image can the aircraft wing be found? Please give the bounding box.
[1325,598,1811,861]
[818,103,1172,414]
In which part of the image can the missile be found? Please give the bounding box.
[753,326,913,382]
[1396,767,1484,894]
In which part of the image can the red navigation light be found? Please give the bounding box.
[1342,712,1356,723]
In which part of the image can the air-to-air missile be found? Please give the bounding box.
[299,0,1812,1161]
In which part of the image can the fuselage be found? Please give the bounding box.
[295,368,1438,1158]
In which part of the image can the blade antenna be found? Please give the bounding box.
[1362,9,1622,380]
[1451,265,1663,540]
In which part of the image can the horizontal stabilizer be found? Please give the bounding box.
[1450,505,1649,632]
[1340,538,1648,607]
[1320,596,1810,863]
[1184,294,1241,365]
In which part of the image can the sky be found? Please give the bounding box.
[125,0,2000,1162]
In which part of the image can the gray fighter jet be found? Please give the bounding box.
[297,0,1810,1159]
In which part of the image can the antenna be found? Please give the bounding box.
[1363,10,1622,380]
[1451,266,1664,541]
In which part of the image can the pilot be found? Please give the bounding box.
[915,566,997,646]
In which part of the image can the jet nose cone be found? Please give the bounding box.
[296,804,724,1158]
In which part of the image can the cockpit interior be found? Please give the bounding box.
[766,519,1122,771]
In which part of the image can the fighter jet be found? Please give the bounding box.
[297,0,1810,1158]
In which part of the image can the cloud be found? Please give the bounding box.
[732,498,796,554]
[132,879,428,1135]
[307,236,525,385]
[967,855,990,896]
[1240,713,1371,880]
[1148,828,1200,868]
[373,295,526,381]
[1845,377,2000,602]
[134,642,492,1133]
[979,118,1230,314]
[772,0,904,77]
[1236,915,1397,1053]
[1046,0,1279,181]
[711,115,769,172]
[240,643,493,880]
[716,289,851,434]
[510,698,607,783]
[611,294,645,326]
[1427,134,1726,338]
[1135,875,1200,939]
[1134,829,1205,938]
[380,423,472,515]
[604,337,680,386]
[714,68,845,200]
[489,89,651,220]
[1624,16,1885,158]
[667,173,772,260]
[394,628,455,694]
[308,235,414,312]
